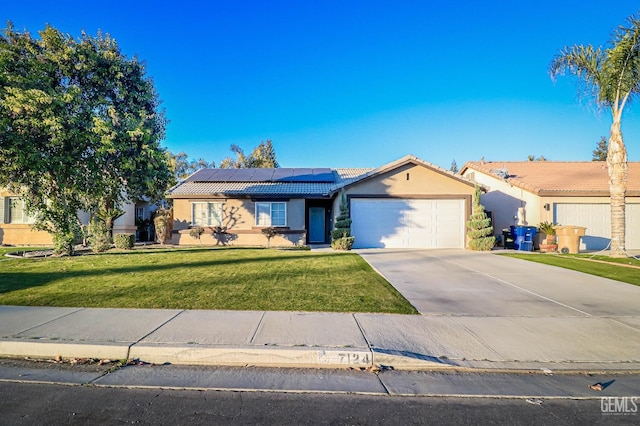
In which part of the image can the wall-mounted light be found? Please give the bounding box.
[544,203,550,211]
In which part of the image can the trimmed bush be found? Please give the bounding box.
[331,192,354,250]
[154,208,173,245]
[88,217,112,253]
[189,226,205,243]
[114,233,135,250]
[261,226,279,248]
[467,185,496,251]
[331,236,355,250]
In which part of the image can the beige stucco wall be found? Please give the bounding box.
[0,225,53,246]
[332,163,476,246]
[1,187,137,246]
[334,163,476,216]
[1,188,53,246]
[170,197,307,247]
[344,163,475,196]
[462,170,541,235]
[462,169,640,248]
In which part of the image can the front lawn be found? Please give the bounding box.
[501,253,640,287]
[0,247,417,314]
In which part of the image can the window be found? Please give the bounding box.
[191,202,223,226]
[1,197,36,224]
[255,202,286,226]
[135,207,145,220]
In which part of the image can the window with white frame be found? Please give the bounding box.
[255,202,286,227]
[1,197,36,224]
[191,202,224,226]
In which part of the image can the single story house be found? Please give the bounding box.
[167,155,479,248]
[459,161,640,250]
[0,188,143,246]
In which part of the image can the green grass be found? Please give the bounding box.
[0,247,417,314]
[501,253,640,287]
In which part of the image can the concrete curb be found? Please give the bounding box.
[129,344,374,368]
[0,339,130,361]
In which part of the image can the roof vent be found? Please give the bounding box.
[491,168,510,179]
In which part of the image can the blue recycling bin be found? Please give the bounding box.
[510,226,537,251]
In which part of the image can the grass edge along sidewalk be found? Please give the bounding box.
[0,247,417,314]
[501,252,640,287]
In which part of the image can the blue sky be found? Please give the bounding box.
[3,1,640,168]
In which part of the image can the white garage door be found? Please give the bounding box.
[554,203,640,250]
[351,199,465,249]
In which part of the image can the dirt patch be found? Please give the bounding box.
[0,356,119,374]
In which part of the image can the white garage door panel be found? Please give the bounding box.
[554,203,640,250]
[351,199,464,249]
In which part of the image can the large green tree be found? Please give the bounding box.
[550,13,640,257]
[0,23,171,255]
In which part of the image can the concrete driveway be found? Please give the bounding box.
[356,249,640,369]
[356,249,640,318]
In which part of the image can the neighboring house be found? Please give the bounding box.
[167,155,479,248]
[460,161,640,250]
[0,188,138,246]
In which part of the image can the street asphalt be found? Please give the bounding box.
[1,249,639,393]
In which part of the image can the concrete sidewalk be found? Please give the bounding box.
[1,305,640,372]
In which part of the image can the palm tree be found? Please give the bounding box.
[550,13,640,257]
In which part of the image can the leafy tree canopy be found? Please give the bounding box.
[220,140,279,168]
[169,151,215,184]
[0,22,171,254]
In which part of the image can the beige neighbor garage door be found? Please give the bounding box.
[553,203,640,250]
[350,198,465,249]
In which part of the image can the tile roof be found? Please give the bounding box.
[461,161,640,196]
[168,155,477,198]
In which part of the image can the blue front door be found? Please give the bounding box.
[309,207,326,243]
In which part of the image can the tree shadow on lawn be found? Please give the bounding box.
[0,252,355,294]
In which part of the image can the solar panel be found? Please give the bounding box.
[311,168,335,183]
[251,168,276,181]
[184,167,336,183]
[272,168,295,181]
[185,168,214,182]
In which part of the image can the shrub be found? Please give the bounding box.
[88,217,112,253]
[114,233,135,250]
[52,230,76,256]
[467,186,496,251]
[331,192,354,250]
[154,208,173,245]
[538,221,557,236]
[261,227,279,248]
[189,226,205,243]
[331,236,355,250]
